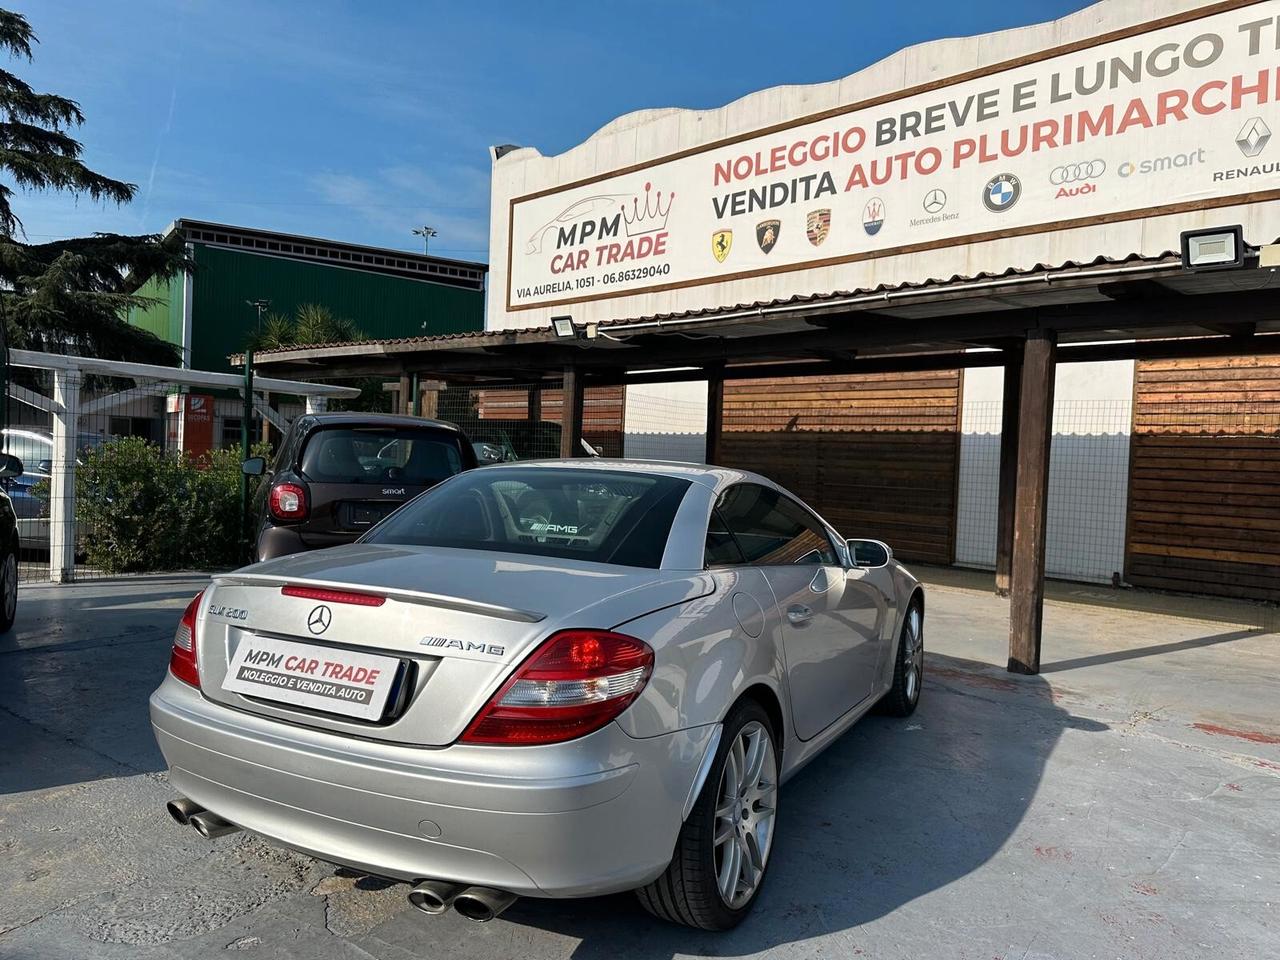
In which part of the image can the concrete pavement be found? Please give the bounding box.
[1,571,1276,959]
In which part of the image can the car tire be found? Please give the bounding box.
[880,600,923,717]
[0,543,17,634]
[636,698,779,931]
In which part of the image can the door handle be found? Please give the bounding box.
[787,604,813,625]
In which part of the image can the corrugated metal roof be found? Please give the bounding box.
[243,250,1183,359]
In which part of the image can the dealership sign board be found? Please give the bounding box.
[506,1,1280,310]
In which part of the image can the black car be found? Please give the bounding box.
[0,452,24,633]
[243,413,478,562]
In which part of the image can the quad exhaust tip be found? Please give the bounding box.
[189,810,241,839]
[408,879,464,915]
[166,797,204,827]
[452,886,518,923]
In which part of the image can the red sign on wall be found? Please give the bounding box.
[167,393,215,458]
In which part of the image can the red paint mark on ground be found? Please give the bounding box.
[930,666,1018,692]
[1034,844,1074,862]
[1192,722,1280,745]
[1255,759,1280,772]
[1131,881,1158,896]
[1226,782,1243,792]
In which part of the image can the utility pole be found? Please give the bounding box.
[240,348,254,557]
[412,226,438,254]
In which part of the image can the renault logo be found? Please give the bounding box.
[307,604,332,635]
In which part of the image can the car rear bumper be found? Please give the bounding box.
[150,673,715,897]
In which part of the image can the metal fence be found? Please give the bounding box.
[4,350,353,583]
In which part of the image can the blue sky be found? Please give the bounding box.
[14,0,1086,262]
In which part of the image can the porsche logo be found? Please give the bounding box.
[756,219,780,254]
[712,229,732,263]
[806,209,831,246]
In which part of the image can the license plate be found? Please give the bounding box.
[222,635,400,721]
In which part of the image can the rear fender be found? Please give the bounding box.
[611,568,787,740]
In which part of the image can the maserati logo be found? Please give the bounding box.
[922,189,947,214]
[307,604,332,635]
[1237,117,1271,158]
[862,198,884,235]
[712,228,733,263]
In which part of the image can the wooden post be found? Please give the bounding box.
[1008,330,1057,675]
[705,366,725,465]
[397,375,411,415]
[528,384,543,423]
[994,354,1022,597]
[560,367,584,458]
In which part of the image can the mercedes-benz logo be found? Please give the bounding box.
[922,188,947,214]
[307,604,332,635]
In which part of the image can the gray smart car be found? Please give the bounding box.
[151,461,924,930]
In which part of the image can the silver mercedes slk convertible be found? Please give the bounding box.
[151,460,924,930]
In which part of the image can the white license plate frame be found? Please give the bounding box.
[222,635,401,722]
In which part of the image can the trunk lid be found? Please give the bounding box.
[196,543,714,746]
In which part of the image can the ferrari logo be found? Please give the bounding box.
[756,219,780,254]
[806,208,831,246]
[712,229,732,263]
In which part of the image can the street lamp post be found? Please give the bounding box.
[412,226,438,254]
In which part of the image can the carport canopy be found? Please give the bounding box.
[240,250,1280,675]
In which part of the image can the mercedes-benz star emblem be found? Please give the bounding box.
[922,189,947,214]
[307,604,332,635]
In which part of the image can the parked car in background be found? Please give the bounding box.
[0,428,104,549]
[460,420,563,463]
[152,461,924,929]
[244,413,478,562]
[0,452,24,632]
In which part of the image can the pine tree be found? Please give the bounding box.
[0,8,186,363]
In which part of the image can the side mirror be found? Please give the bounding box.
[472,441,505,464]
[241,456,266,477]
[847,538,892,568]
[0,454,22,480]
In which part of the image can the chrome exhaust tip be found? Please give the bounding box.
[408,879,465,916]
[165,797,204,826]
[188,810,241,839]
[453,886,518,923]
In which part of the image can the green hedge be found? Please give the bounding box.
[73,437,268,574]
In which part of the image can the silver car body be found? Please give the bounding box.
[150,460,923,898]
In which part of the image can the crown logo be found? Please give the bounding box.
[622,182,674,237]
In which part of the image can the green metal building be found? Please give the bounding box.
[128,219,487,372]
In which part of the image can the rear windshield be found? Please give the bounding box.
[299,427,463,485]
[363,467,691,568]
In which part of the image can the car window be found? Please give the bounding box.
[704,507,746,566]
[714,483,838,566]
[300,427,463,485]
[364,467,691,569]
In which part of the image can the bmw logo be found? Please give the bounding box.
[983,173,1021,213]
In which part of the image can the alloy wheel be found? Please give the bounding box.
[713,720,777,909]
[904,607,923,704]
[2,553,16,621]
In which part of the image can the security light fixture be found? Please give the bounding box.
[551,315,578,339]
[1180,225,1246,272]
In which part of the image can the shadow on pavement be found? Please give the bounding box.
[0,584,199,794]
[497,651,1106,957]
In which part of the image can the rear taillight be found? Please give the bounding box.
[169,590,205,688]
[461,629,654,746]
[269,482,308,521]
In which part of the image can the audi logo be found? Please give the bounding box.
[1050,160,1106,184]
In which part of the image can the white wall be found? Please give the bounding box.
[955,360,1134,583]
[623,381,708,462]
